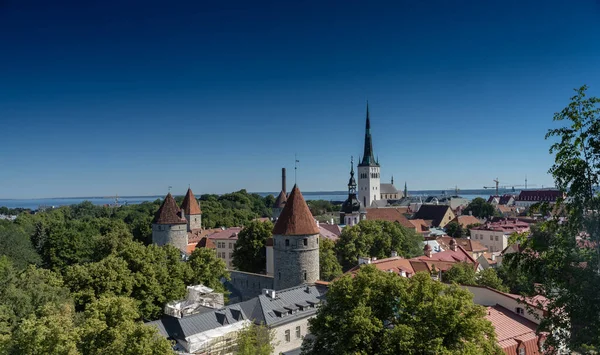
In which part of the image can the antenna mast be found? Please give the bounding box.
[294,154,300,185]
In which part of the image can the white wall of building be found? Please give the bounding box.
[470,229,508,253]
[358,166,380,208]
[463,285,544,325]
[272,317,313,354]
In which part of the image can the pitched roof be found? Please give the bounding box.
[485,305,542,355]
[366,208,415,230]
[380,183,398,194]
[207,227,243,240]
[437,236,487,253]
[188,228,222,243]
[319,223,342,237]
[414,204,453,227]
[416,244,477,265]
[516,189,564,202]
[180,188,202,215]
[345,256,415,277]
[451,215,481,228]
[153,193,187,225]
[272,185,319,236]
[408,219,430,233]
[319,226,339,242]
[274,190,287,208]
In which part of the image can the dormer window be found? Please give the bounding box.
[516,307,524,315]
[518,347,525,355]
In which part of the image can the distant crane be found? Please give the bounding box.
[446,186,461,196]
[483,178,537,195]
[103,194,120,207]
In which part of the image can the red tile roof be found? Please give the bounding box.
[471,219,530,234]
[188,228,222,243]
[408,219,430,233]
[366,208,415,230]
[451,215,481,228]
[187,236,216,254]
[345,256,415,277]
[437,236,487,253]
[516,190,565,202]
[416,244,477,265]
[409,259,459,273]
[319,223,342,237]
[180,188,202,215]
[208,227,243,240]
[274,190,287,208]
[485,305,543,355]
[153,193,187,225]
[272,185,319,236]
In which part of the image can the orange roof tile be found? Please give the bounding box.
[180,188,201,215]
[485,305,542,355]
[366,208,415,230]
[437,236,487,253]
[153,193,187,225]
[409,219,430,233]
[345,256,415,276]
[451,215,481,228]
[273,185,319,236]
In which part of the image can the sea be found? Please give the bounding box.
[0,190,498,210]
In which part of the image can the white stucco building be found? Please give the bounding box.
[470,219,530,253]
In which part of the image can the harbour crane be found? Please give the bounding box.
[483,178,536,195]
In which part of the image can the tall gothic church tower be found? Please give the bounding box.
[357,103,380,208]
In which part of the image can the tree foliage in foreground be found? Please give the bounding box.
[235,323,275,355]
[463,198,498,219]
[335,220,424,270]
[443,263,509,292]
[319,238,342,282]
[445,221,466,238]
[504,85,600,353]
[302,266,502,355]
[232,220,273,273]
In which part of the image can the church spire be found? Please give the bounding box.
[359,102,378,167]
[404,181,408,198]
[348,156,356,193]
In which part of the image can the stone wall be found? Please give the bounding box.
[185,213,202,231]
[273,233,319,290]
[227,271,274,302]
[152,223,188,253]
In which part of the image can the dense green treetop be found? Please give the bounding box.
[0,221,41,269]
[443,263,508,292]
[303,266,502,355]
[335,220,423,270]
[235,323,275,355]
[319,238,343,282]
[463,198,498,219]
[232,220,273,273]
[445,221,466,238]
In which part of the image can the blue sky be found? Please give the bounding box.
[1,0,600,198]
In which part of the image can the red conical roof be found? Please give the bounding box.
[181,188,202,215]
[153,193,187,225]
[274,190,287,208]
[273,185,319,235]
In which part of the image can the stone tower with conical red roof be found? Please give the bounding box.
[180,188,202,232]
[152,192,188,253]
[272,185,320,290]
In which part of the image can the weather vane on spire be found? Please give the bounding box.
[295,154,300,185]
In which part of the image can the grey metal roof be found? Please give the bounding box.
[146,285,327,339]
[380,183,398,194]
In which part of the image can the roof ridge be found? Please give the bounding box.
[180,188,202,215]
[273,185,319,235]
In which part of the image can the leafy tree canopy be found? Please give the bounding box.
[335,220,423,270]
[235,323,275,355]
[319,238,342,282]
[232,220,273,273]
[445,221,466,238]
[463,198,498,219]
[303,266,502,355]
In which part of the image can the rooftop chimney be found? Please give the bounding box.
[282,168,286,194]
[391,251,398,257]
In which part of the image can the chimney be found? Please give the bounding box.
[491,254,496,261]
[391,251,398,257]
[282,168,286,194]
[262,289,276,299]
[424,244,432,258]
[358,256,371,265]
[449,238,457,251]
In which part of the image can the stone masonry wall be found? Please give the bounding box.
[152,223,188,253]
[273,233,319,290]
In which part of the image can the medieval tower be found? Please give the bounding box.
[272,168,287,220]
[340,157,366,226]
[357,103,381,208]
[272,185,320,290]
[152,192,188,253]
[180,187,202,232]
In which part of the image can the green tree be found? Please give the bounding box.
[187,248,229,293]
[302,266,502,355]
[235,323,275,355]
[505,85,600,353]
[476,268,508,292]
[232,220,273,273]
[0,221,41,269]
[463,198,497,219]
[445,221,465,238]
[9,303,80,355]
[442,262,477,285]
[319,238,342,281]
[78,296,174,355]
[335,220,423,270]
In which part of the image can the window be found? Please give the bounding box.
[303,271,307,281]
[285,330,290,342]
[518,347,525,355]
[303,238,308,246]
[516,307,524,315]
[495,236,498,241]
[296,326,301,338]
[490,236,493,241]
[229,252,233,259]
[285,239,289,246]
[229,243,233,249]
[278,272,281,280]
